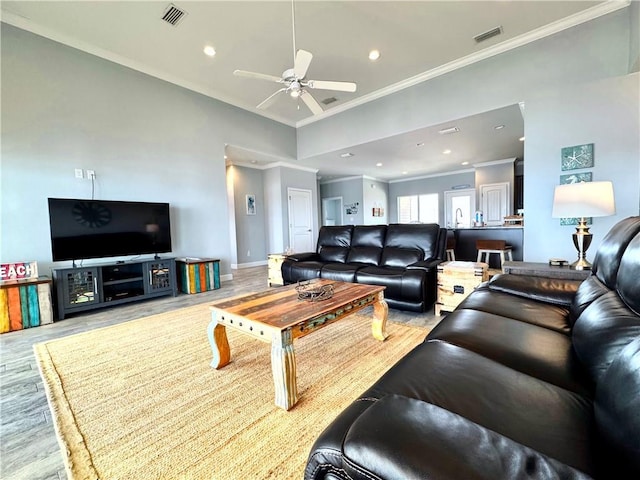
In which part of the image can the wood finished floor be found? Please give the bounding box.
[0,266,439,480]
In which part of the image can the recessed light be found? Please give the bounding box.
[519,136,525,142]
[402,171,408,175]
[203,45,216,57]
[438,127,460,135]
[494,125,505,130]
[250,160,257,164]
[340,152,354,158]
[368,49,381,61]
[442,149,452,155]
[461,161,469,165]
[376,162,383,167]
[416,142,425,147]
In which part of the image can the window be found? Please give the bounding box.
[397,194,439,223]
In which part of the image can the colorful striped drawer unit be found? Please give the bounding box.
[0,277,54,333]
[176,258,220,294]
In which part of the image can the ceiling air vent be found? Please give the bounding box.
[162,4,187,27]
[321,97,338,105]
[473,26,503,43]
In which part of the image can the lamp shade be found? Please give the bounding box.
[552,181,616,218]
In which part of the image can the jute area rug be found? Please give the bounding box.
[34,303,429,480]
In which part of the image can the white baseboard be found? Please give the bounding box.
[220,274,233,282]
[231,260,268,269]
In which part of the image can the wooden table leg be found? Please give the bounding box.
[208,311,230,369]
[271,329,298,410]
[372,292,389,341]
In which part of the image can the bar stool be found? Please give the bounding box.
[446,237,456,261]
[476,240,513,268]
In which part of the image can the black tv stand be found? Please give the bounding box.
[52,258,177,320]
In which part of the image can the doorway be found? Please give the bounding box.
[322,197,343,226]
[287,188,314,253]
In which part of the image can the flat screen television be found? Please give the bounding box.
[48,198,172,261]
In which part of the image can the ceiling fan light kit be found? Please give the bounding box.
[233,0,357,116]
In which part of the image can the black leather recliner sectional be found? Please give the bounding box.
[281,224,447,312]
[305,216,640,480]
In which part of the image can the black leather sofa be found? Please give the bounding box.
[305,216,640,480]
[281,224,447,312]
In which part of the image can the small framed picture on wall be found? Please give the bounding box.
[246,194,256,215]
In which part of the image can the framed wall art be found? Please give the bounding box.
[561,143,594,171]
[246,194,256,215]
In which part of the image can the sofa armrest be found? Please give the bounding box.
[406,258,442,272]
[285,252,319,262]
[488,273,582,307]
[337,395,592,480]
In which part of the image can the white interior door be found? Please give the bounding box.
[288,188,313,253]
[480,182,510,225]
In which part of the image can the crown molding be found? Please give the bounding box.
[229,159,318,174]
[388,168,476,184]
[473,158,517,168]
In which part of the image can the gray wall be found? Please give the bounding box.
[524,72,640,263]
[320,178,364,225]
[1,24,296,276]
[229,165,267,266]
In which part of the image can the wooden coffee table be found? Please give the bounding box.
[208,280,388,410]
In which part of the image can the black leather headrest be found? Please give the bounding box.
[592,217,640,291]
[617,232,640,315]
[316,226,353,251]
[352,225,386,248]
[385,224,440,260]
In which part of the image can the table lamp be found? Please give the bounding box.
[551,181,616,270]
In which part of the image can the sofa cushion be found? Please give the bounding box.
[320,263,364,283]
[363,341,595,475]
[346,247,382,265]
[457,287,573,334]
[428,309,593,396]
[341,395,592,480]
[282,261,324,283]
[316,226,353,263]
[318,246,349,263]
[384,223,441,259]
[380,247,422,267]
[572,290,640,384]
[488,274,582,308]
[355,266,424,301]
[617,232,640,315]
[351,225,386,248]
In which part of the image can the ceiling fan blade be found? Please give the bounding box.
[301,91,324,115]
[234,70,283,83]
[294,49,313,79]
[256,88,287,110]
[306,80,357,93]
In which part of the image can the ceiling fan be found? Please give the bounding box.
[233,1,357,115]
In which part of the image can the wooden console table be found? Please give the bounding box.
[502,261,591,281]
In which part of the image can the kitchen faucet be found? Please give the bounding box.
[455,208,463,227]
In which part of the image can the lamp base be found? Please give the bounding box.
[571,217,593,270]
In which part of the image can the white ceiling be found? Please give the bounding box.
[1,1,623,181]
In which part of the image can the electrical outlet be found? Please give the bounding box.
[87,170,96,179]
[247,250,251,257]
[75,168,84,179]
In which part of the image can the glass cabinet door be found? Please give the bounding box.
[146,261,173,293]
[63,268,100,308]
